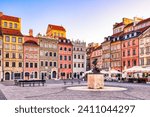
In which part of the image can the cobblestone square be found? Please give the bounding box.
[0,80,150,100]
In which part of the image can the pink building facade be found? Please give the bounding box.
[23,30,39,80]
[58,38,73,79]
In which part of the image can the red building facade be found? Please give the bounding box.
[23,30,39,80]
[58,38,73,79]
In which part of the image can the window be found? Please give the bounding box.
[147,58,150,65]
[69,64,71,69]
[140,48,144,54]
[133,49,136,55]
[74,55,76,59]
[78,55,80,59]
[60,47,62,50]
[60,64,62,68]
[5,36,10,42]
[12,53,15,58]
[6,53,9,58]
[12,62,15,67]
[82,55,84,59]
[82,63,84,68]
[41,61,43,66]
[35,72,37,78]
[128,61,130,66]
[54,62,56,67]
[49,62,52,67]
[12,45,16,50]
[19,53,22,59]
[128,50,130,56]
[77,48,79,51]
[64,56,67,60]
[0,50,1,56]
[60,55,62,60]
[128,41,130,46]
[78,63,80,68]
[30,63,33,68]
[49,52,52,56]
[19,62,22,67]
[9,23,12,28]
[65,64,67,68]
[45,61,48,66]
[18,38,22,43]
[133,60,136,66]
[12,37,16,42]
[123,51,125,57]
[6,62,9,67]
[132,40,135,45]
[45,52,48,56]
[68,48,71,51]
[26,62,29,67]
[14,23,17,29]
[81,48,82,51]
[74,63,76,68]
[0,61,1,66]
[18,45,22,50]
[54,53,56,57]
[4,22,7,27]
[64,47,67,51]
[35,63,37,68]
[123,61,125,66]
[140,58,144,65]
[69,56,71,61]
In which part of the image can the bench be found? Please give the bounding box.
[15,80,46,87]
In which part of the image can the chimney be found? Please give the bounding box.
[29,29,33,36]
[0,12,3,17]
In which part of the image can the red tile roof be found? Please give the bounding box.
[136,18,150,26]
[0,15,20,22]
[112,31,123,37]
[0,28,22,36]
[48,24,66,31]
[113,22,124,28]
[124,22,134,28]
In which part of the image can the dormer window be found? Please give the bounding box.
[125,35,127,39]
[129,34,132,38]
[117,37,119,40]
[134,32,137,36]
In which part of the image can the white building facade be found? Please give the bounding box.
[72,40,86,78]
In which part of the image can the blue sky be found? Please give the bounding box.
[1,0,150,43]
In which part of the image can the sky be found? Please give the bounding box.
[1,0,150,44]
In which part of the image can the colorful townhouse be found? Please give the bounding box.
[138,18,150,67]
[101,37,112,71]
[121,18,150,70]
[58,38,73,79]
[46,24,66,39]
[23,29,40,80]
[90,45,102,70]
[38,35,58,79]
[0,12,24,80]
[72,39,86,78]
[0,35,2,81]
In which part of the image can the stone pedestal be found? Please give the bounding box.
[87,74,104,89]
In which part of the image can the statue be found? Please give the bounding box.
[92,59,100,73]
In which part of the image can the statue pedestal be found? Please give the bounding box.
[87,74,104,89]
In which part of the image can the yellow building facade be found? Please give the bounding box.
[46,24,66,38]
[0,12,24,80]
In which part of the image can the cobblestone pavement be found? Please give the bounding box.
[0,80,150,100]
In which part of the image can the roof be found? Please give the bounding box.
[113,22,124,28]
[0,28,22,36]
[124,22,134,28]
[24,40,39,46]
[136,18,150,26]
[94,45,102,51]
[48,24,66,31]
[112,31,123,37]
[0,15,20,22]
[58,38,72,46]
